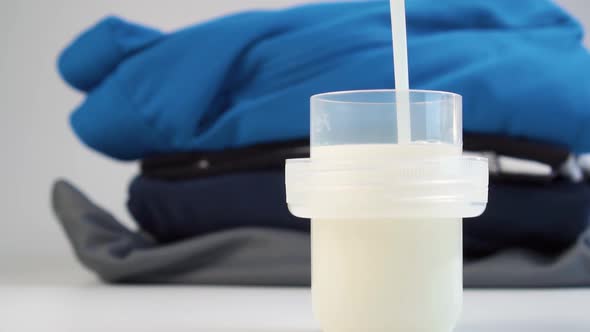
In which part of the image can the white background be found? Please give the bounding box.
[0,0,589,276]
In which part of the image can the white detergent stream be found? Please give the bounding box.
[390,0,412,143]
[308,3,467,331]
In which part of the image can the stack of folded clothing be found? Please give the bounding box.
[53,0,590,287]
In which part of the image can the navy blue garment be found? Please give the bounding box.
[465,181,590,257]
[58,0,590,160]
[128,171,308,243]
[129,172,590,255]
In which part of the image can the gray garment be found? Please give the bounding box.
[52,180,310,285]
[465,235,590,287]
[52,180,590,287]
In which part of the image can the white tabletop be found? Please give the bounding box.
[2,275,589,332]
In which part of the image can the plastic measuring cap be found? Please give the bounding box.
[286,89,489,219]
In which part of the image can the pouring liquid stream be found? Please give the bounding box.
[390,0,412,144]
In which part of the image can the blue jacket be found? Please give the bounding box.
[58,0,590,160]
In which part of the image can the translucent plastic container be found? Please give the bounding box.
[285,90,489,332]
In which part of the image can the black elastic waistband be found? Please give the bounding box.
[141,134,570,182]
